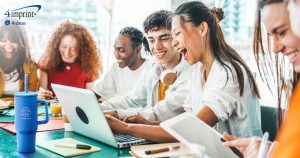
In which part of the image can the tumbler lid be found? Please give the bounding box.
[15,91,37,97]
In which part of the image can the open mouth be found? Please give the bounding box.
[179,48,188,59]
[4,47,14,53]
[117,60,124,63]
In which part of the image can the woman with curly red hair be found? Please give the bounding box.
[38,21,102,99]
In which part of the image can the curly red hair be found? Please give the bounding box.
[39,20,102,79]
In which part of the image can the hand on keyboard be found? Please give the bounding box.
[123,115,160,125]
[104,110,119,119]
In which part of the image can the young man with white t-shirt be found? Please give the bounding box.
[93,27,150,100]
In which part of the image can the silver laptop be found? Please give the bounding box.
[51,84,147,148]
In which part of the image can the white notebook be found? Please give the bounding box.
[37,138,101,157]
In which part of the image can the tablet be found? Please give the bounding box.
[161,112,242,158]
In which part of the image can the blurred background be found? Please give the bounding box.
[1,0,285,107]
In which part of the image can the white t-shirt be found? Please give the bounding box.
[94,60,150,100]
[4,70,20,95]
[184,61,262,137]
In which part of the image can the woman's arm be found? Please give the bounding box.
[38,70,48,89]
[196,105,218,127]
[38,70,53,99]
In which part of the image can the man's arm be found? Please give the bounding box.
[106,106,218,143]
[105,115,177,143]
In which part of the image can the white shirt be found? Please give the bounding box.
[94,60,150,100]
[4,70,20,95]
[184,61,263,137]
[101,57,190,121]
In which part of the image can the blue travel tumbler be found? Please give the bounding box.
[14,74,49,153]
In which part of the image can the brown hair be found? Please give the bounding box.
[174,1,260,98]
[143,10,172,33]
[253,0,298,126]
[39,21,102,79]
[0,21,32,81]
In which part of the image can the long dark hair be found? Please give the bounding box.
[254,0,298,126]
[174,1,260,98]
[119,27,150,55]
[0,21,31,81]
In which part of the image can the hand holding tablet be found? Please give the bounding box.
[161,112,241,158]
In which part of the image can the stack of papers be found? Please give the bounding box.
[0,100,10,110]
[0,117,64,134]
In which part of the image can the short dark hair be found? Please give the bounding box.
[119,26,150,54]
[143,10,172,34]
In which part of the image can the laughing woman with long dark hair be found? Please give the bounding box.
[0,22,38,106]
[171,1,262,137]
[104,2,262,143]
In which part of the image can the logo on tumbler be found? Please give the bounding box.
[21,107,31,118]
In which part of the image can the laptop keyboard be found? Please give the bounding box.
[114,134,144,142]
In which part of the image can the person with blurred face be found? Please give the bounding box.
[287,0,300,38]
[0,22,38,106]
[93,27,150,100]
[223,1,300,157]
[262,1,300,72]
[101,10,191,140]
[38,21,102,99]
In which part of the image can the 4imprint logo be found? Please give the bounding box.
[4,5,41,19]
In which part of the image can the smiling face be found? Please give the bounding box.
[59,35,79,63]
[114,35,138,68]
[0,33,19,60]
[171,16,206,65]
[147,27,180,68]
[262,3,300,72]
